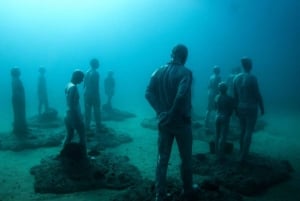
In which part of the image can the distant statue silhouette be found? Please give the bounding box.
[104,71,115,111]
[214,82,235,159]
[84,58,101,132]
[37,66,49,116]
[204,65,222,130]
[11,67,28,136]
[234,57,264,162]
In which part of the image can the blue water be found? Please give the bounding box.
[0,0,299,116]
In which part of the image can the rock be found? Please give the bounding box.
[112,178,243,201]
[30,145,142,194]
[86,125,133,150]
[29,108,63,129]
[0,108,65,151]
[0,128,65,151]
[0,122,132,152]
[192,152,293,196]
[102,105,136,121]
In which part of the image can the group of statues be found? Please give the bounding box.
[63,59,115,156]
[10,60,115,141]
[9,44,264,201]
[203,58,264,161]
[145,44,264,201]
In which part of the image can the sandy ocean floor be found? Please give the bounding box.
[0,108,300,201]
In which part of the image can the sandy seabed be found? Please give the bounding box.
[0,109,299,201]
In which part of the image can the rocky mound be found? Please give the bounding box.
[111,178,243,201]
[30,143,142,194]
[192,152,293,196]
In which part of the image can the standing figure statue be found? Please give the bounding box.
[204,65,222,130]
[37,66,49,116]
[226,66,241,97]
[11,67,28,136]
[84,58,101,132]
[226,66,241,128]
[104,71,115,111]
[62,69,87,156]
[146,44,196,201]
[234,57,264,162]
[214,82,235,159]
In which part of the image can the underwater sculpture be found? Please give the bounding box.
[30,69,136,193]
[233,57,265,162]
[86,124,133,150]
[0,68,65,151]
[145,44,196,201]
[62,70,87,156]
[0,68,64,151]
[101,70,136,122]
[11,67,28,136]
[84,58,102,132]
[214,82,235,159]
[204,65,222,131]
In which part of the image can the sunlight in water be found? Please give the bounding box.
[3,0,142,20]
[2,0,201,21]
